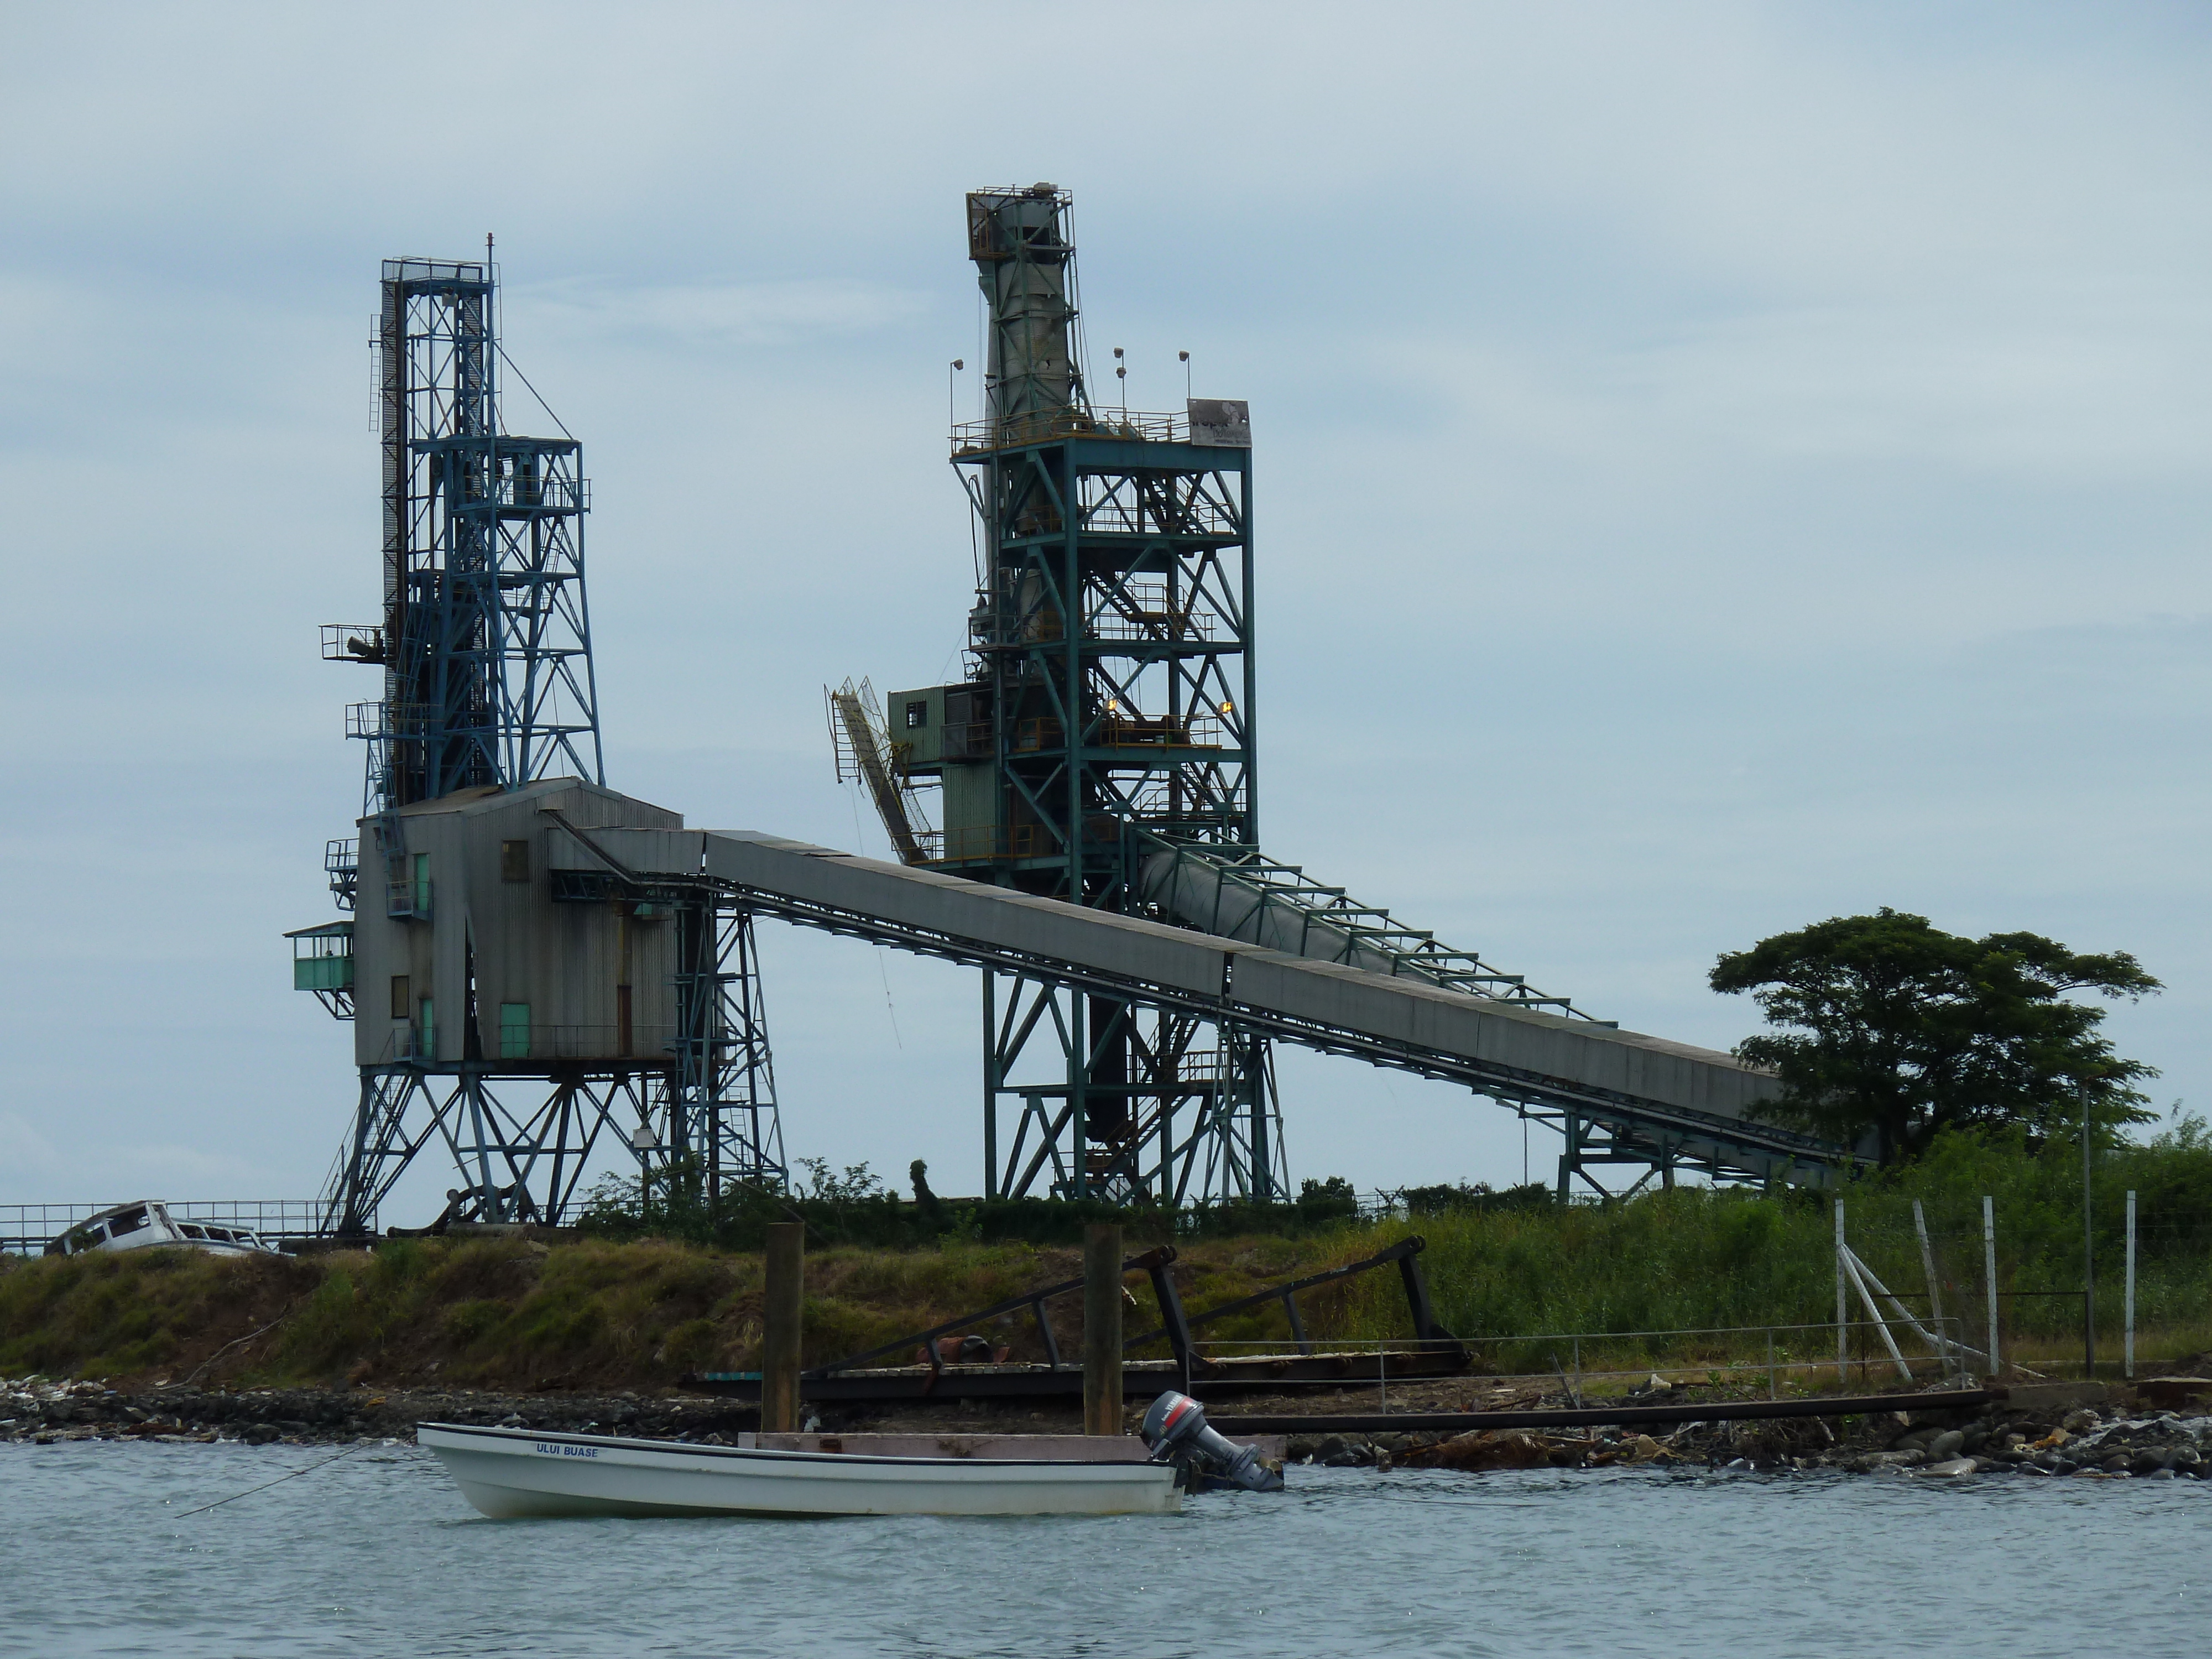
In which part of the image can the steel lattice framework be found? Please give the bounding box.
[943,187,1286,1204]
[306,255,782,1234]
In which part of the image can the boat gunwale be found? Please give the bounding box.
[416,1421,1172,1473]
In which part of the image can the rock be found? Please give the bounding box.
[1368,1432,1406,1454]
[2146,1467,2178,1479]
[1618,1434,1665,1463]
[2061,1408,2103,1434]
[1314,1435,1347,1464]
[2135,1377,2212,1413]
[241,1422,281,1446]
[1850,1451,1924,1472]
[1926,1430,1966,1460]
[1915,1458,1976,1478]
[1284,1436,1318,1463]
[1406,1430,1558,1472]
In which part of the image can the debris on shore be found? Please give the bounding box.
[1274,1385,2212,1478]
[6,1373,2209,1481]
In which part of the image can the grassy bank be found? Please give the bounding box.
[6,1128,2205,1390]
[0,1232,1357,1390]
[1334,1125,2212,1380]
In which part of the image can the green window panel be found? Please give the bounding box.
[293,955,356,992]
[499,1002,531,1060]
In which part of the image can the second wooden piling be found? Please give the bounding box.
[1083,1222,1123,1436]
[762,1221,805,1433]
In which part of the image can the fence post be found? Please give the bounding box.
[2124,1190,2137,1383]
[1912,1199,1948,1380]
[2082,1088,2096,1383]
[1766,1328,1777,1400]
[1834,1198,1848,1384]
[1981,1196,2000,1380]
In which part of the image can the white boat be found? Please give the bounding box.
[418,1422,1183,1519]
[44,1201,279,1259]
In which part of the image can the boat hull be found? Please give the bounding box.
[418,1423,1182,1519]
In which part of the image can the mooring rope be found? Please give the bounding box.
[175,1440,377,1519]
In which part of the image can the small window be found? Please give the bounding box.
[179,1224,207,1240]
[110,1207,150,1237]
[390,974,411,1021]
[419,997,435,1055]
[500,839,530,883]
[499,1002,531,1060]
[411,852,431,914]
[905,701,928,729]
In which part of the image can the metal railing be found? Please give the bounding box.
[346,701,434,740]
[952,408,1190,454]
[922,824,1060,864]
[1,1199,367,1255]
[1098,714,1223,750]
[320,624,384,663]
[465,472,588,512]
[1188,1316,1980,1411]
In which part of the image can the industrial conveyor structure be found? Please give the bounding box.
[545,820,1849,1196]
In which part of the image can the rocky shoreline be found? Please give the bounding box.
[1284,1400,2212,1479]
[7,1374,2208,1481]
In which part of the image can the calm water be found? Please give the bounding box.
[2,1440,2203,1658]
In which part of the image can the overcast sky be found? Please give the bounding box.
[2,3,2206,1218]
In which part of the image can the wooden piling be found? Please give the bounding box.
[1083,1223,1123,1437]
[761,1222,805,1433]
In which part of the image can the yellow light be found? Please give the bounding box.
[1218,699,1234,715]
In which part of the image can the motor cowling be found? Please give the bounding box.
[1139,1391,1283,1492]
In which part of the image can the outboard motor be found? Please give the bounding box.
[1140,1391,1284,1492]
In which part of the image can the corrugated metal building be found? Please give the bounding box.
[351,780,685,1071]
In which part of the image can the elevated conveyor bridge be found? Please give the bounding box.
[547,822,1855,1192]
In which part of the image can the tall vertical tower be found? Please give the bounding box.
[875,187,1285,1203]
[298,255,782,1233]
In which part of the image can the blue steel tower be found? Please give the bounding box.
[299,255,781,1233]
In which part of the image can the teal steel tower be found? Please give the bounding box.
[868,187,1284,1203]
[298,255,783,1233]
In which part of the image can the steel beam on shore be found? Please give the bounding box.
[1208,1388,1995,1436]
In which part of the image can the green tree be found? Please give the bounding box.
[1709,908,2160,1162]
